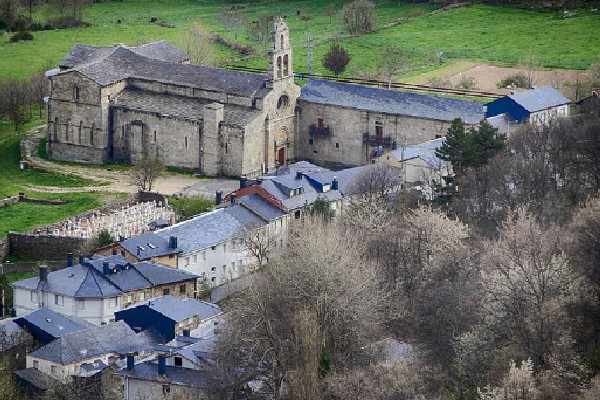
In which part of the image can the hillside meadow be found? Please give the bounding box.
[0,1,599,81]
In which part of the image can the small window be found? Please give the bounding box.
[277,95,289,109]
[211,266,216,272]
[174,357,183,367]
[51,365,57,374]
[202,251,206,261]
[54,295,64,306]
[185,137,188,148]
[435,134,442,139]
[154,131,157,143]
[139,292,145,301]
[73,85,80,100]
[163,288,170,296]
[335,143,339,149]
[33,360,39,369]
[31,291,38,303]
[211,277,216,282]
[179,284,186,294]
[211,245,216,251]
[223,243,227,253]
[77,299,85,310]
[112,249,117,255]
[308,138,313,145]
[231,261,236,269]
[294,210,301,220]
[185,257,190,265]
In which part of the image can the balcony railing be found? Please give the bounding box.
[363,133,396,148]
[309,124,332,136]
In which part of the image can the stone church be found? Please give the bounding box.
[47,19,484,176]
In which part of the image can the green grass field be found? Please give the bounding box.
[1,1,599,80]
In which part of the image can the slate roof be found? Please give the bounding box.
[14,368,59,392]
[115,362,218,388]
[155,208,256,254]
[238,193,286,221]
[11,255,198,298]
[299,79,485,125]
[387,138,449,169]
[28,321,149,364]
[113,89,261,127]
[119,295,221,323]
[118,232,181,260]
[508,86,571,112]
[59,44,268,97]
[59,41,190,69]
[14,308,93,343]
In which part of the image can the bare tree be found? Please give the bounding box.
[180,24,217,67]
[246,14,274,48]
[519,47,540,89]
[300,13,312,30]
[219,5,245,40]
[0,0,19,32]
[341,0,376,35]
[0,78,31,130]
[129,155,164,192]
[379,45,406,88]
[322,44,351,77]
[28,70,49,118]
[240,224,270,267]
[478,359,540,400]
[323,5,336,23]
[218,216,389,397]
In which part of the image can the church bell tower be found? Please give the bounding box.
[268,18,293,85]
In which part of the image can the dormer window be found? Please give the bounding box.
[73,85,80,101]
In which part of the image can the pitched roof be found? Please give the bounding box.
[14,368,60,392]
[386,137,450,169]
[238,193,286,221]
[28,321,149,364]
[14,308,93,343]
[115,362,219,389]
[508,86,571,112]
[11,255,198,298]
[118,232,181,260]
[59,44,268,97]
[299,79,485,124]
[59,41,190,69]
[118,295,221,323]
[155,208,254,254]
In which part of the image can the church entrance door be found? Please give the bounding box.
[277,147,286,166]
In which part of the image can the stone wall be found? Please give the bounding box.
[8,233,87,261]
[0,260,67,274]
[296,100,455,167]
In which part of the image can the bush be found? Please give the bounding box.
[169,195,214,220]
[496,72,530,89]
[10,31,33,42]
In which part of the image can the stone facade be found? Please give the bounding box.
[46,20,299,178]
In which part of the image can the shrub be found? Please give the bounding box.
[455,75,477,90]
[10,31,33,42]
[496,72,530,89]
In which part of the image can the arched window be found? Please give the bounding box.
[277,95,289,110]
[280,34,284,50]
[283,54,289,77]
[73,85,80,101]
[277,56,282,79]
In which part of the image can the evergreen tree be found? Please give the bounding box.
[435,118,477,180]
[473,120,505,169]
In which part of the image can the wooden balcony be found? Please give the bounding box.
[363,133,395,148]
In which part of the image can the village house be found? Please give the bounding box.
[92,232,181,267]
[14,307,93,344]
[24,320,149,382]
[11,254,199,325]
[485,86,571,126]
[115,295,222,342]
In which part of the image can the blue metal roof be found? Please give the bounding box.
[28,321,150,364]
[14,308,93,344]
[299,79,485,124]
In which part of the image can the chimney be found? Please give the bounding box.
[157,354,166,375]
[66,253,73,268]
[39,265,48,283]
[230,194,236,204]
[126,353,135,370]
[169,236,177,249]
[239,175,248,189]
[136,247,141,256]
[103,262,110,275]
[215,190,223,205]
[295,171,303,180]
[331,176,338,191]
